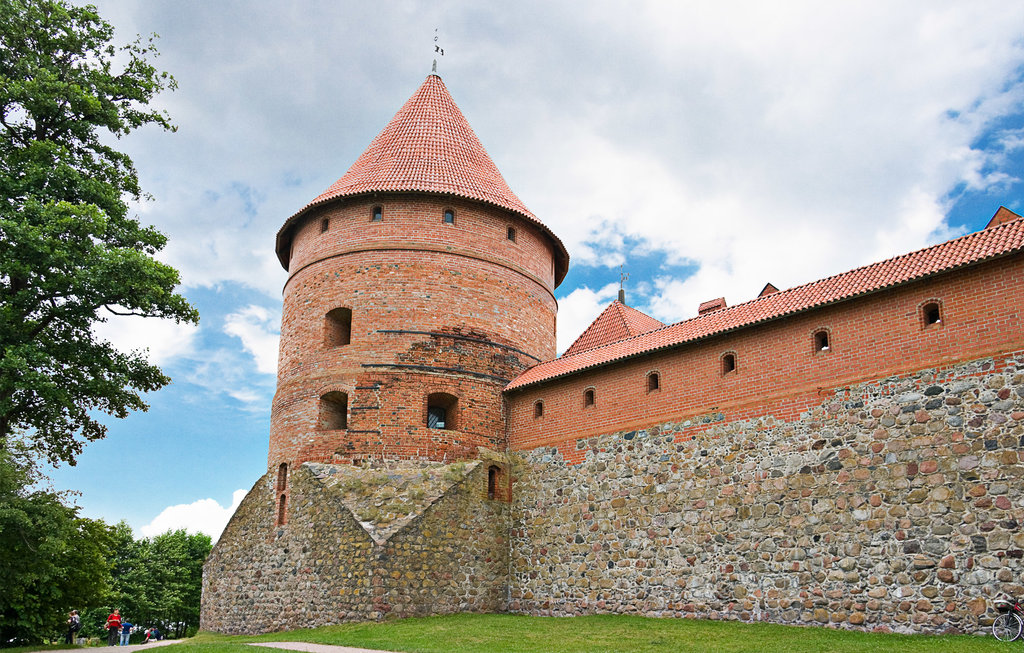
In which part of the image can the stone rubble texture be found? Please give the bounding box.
[202,458,510,634]
[510,352,1024,634]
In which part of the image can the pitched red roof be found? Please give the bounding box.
[276,74,569,283]
[506,211,1024,391]
[563,301,665,357]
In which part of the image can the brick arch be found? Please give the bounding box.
[810,326,833,353]
[918,297,944,328]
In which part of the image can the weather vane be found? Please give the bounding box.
[618,265,629,303]
[432,28,444,73]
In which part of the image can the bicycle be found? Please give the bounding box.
[993,596,1024,642]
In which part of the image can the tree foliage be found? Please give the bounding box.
[83,525,211,640]
[0,445,114,645]
[0,0,199,465]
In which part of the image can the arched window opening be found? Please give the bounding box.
[534,400,544,418]
[507,226,517,242]
[443,209,455,224]
[488,466,498,500]
[325,307,352,347]
[814,330,830,352]
[277,493,287,526]
[276,463,288,492]
[584,388,595,408]
[722,353,737,375]
[371,206,383,222]
[319,391,348,430]
[647,372,660,392]
[427,392,458,430]
[320,218,329,233]
[923,302,942,326]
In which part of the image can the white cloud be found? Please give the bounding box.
[93,0,1024,339]
[556,283,618,355]
[93,313,199,366]
[224,305,281,375]
[179,346,275,411]
[139,488,247,542]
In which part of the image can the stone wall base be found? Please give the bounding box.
[511,352,1024,634]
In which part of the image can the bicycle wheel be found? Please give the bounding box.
[992,612,1023,641]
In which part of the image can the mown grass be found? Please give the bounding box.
[184,613,1009,653]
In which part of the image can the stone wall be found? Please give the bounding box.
[202,456,510,634]
[510,351,1024,634]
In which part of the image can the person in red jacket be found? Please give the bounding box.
[105,609,121,647]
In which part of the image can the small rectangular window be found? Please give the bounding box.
[325,307,352,347]
[647,372,660,392]
[814,330,830,351]
[507,226,517,242]
[320,218,329,233]
[371,206,383,222]
[722,353,736,375]
[584,388,595,407]
[443,209,455,224]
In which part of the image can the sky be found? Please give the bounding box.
[45,0,1024,542]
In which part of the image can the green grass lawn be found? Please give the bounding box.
[179,613,1009,653]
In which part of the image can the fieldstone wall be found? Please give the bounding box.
[202,455,510,634]
[510,351,1024,634]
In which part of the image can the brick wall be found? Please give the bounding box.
[507,252,1024,458]
[270,194,559,469]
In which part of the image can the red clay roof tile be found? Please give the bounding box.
[276,75,569,283]
[563,301,665,357]
[506,212,1024,391]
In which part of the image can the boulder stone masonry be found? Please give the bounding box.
[202,456,511,633]
[511,351,1024,633]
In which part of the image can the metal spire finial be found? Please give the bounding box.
[432,28,444,74]
[618,265,629,303]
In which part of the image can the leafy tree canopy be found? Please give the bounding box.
[0,443,115,644]
[0,0,199,465]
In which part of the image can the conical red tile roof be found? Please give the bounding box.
[277,74,569,283]
[563,301,665,357]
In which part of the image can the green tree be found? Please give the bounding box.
[104,526,211,638]
[0,0,199,466]
[0,444,114,644]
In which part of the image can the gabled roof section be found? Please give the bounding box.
[987,206,1022,229]
[506,210,1024,391]
[563,301,665,357]
[276,74,569,285]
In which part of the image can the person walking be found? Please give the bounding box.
[105,609,121,647]
[119,619,133,646]
[64,610,80,644]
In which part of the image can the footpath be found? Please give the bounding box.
[30,640,399,653]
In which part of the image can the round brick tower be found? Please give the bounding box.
[269,74,568,470]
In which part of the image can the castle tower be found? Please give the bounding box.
[269,74,568,470]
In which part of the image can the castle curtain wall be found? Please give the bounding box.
[507,252,1024,455]
[510,350,1024,632]
[506,253,1024,633]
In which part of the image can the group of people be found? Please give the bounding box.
[104,610,132,646]
[63,609,162,646]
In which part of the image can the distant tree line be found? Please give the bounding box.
[0,444,211,645]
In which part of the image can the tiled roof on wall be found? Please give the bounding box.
[276,74,569,283]
[506,209,1024,391]
[563,301,665,357]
